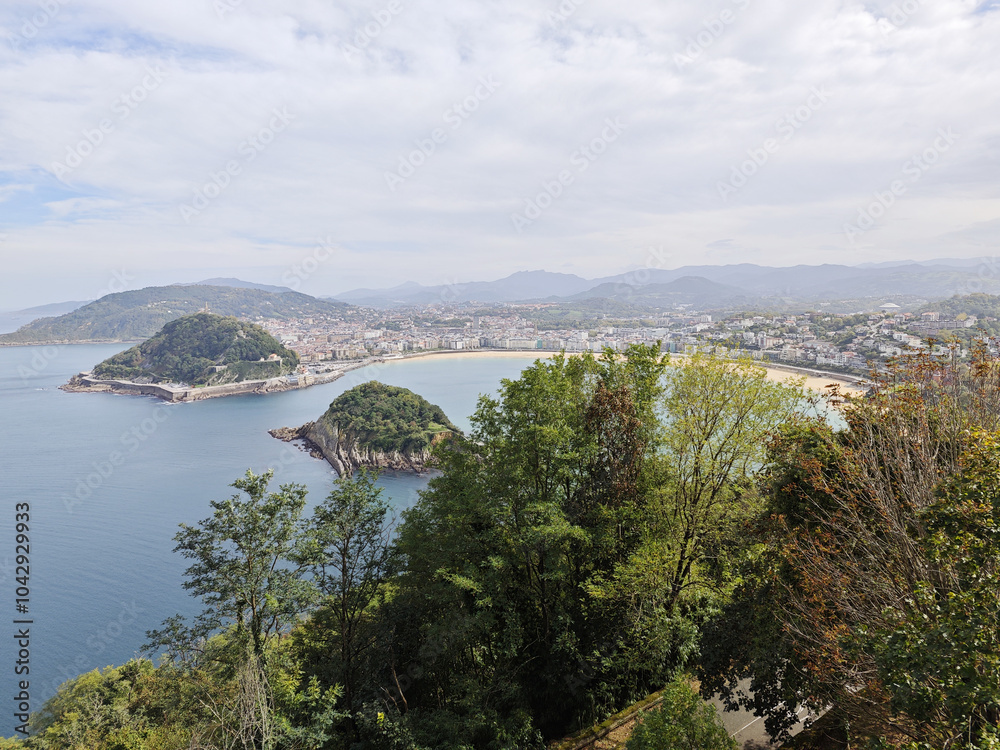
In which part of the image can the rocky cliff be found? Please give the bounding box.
[269,422,445,476]
[270,380,459,475]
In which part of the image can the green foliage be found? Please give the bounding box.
[387,347,668,744]
[146,469,314,663]
[24,660,209,750]
[804,312,870,339]
[651,353,805,610]
[920,292,1000,326]
[319,381,458,454]
[626,676,736,750]
[92,313,299,385]
[43,348,825,748]
[703,347,1000,746]
[0,285,350,344]
[866,431,1000,749]
[697,419,842,740]
[298,469,396,725]
[23,642,347,750]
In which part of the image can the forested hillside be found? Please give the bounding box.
[0,285,350,344]
[918,292,1000,329]
[90,313,299,385]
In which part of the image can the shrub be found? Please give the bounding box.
[627,676,736,750]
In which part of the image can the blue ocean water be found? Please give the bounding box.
[0,346,544,712]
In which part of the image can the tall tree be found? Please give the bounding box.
[654,352,805,614]
[588,352,806,701]
[700,346,1000,744]
[299,468,395,723]
[390,346,667,743]
[146,469,314,664]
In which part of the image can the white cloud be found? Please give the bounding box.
[0,0,997,307]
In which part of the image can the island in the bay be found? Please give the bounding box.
[61,312,327,401]
[270,381,460,475]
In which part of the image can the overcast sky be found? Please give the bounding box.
[0,0,998,308]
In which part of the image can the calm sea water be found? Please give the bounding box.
[0,345,546,711]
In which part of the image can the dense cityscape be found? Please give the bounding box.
[260,302,989,377]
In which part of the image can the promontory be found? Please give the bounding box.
[63,312,302,399]
[270,381,459,475]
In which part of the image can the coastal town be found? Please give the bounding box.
[256,301,991,380]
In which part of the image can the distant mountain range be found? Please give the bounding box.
[0,300,93,335]
[3,259,996,344]
[0,285,350,345]
[327,260,1000,308]
[331,271,597,306]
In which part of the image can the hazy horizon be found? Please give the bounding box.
[2,1,999,309]
[3,254,999,314]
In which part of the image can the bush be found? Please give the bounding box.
[626,676,736,750]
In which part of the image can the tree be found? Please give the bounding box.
[867,431,1000,748]
[645,352,805,615]
[389,346,667,743]
[299,468,395,723]
[146,469,314,665]
[700,346,1000,744]
[626,676,736,750]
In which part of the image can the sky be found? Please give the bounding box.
[0,0,998,309]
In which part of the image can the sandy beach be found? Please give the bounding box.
[390,349,863,395]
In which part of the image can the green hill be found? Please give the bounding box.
[0,285,351,344]
[318,381,459,455]
[90,313,299,386]
[918,292,1000,321]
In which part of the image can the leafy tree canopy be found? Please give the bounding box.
[317,381,459,455]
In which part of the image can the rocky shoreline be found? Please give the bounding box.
[61,373,301,401]
[60,363,368,402]
[269,421,437,476]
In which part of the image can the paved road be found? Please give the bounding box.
[712,680,813,748]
